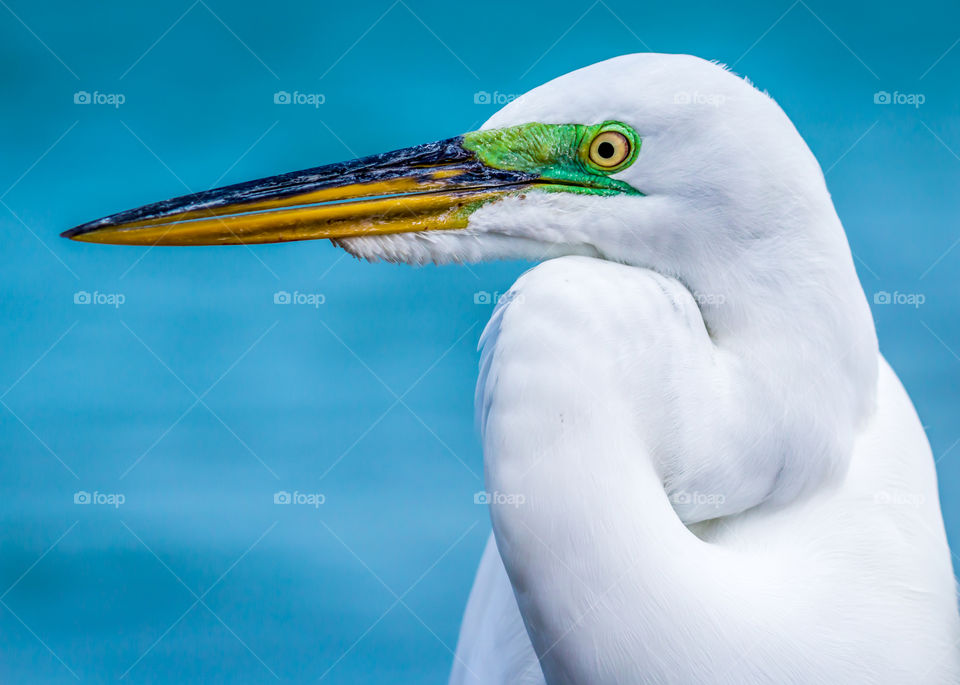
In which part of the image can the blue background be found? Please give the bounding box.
[2,0,959,682]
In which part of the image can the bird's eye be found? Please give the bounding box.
[588,131,631,170]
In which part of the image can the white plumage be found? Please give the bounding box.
[61,48,960,684]
[347,53,960,684]
[451,258,957,684]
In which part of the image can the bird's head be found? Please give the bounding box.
[63,54,856,337]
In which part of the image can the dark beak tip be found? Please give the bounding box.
[62,217,117,241]
[61,222,98,240]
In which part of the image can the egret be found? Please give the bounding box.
[63,53,960,684]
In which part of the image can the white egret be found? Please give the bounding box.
[64,53,960,684]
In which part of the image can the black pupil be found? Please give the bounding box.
[597,141,616,159]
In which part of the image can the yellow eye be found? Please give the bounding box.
[588,130,631,169]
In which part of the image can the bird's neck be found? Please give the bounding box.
[668,206,880,515]
[695,206,879,430]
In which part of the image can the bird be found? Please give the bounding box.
[62,53,960,684]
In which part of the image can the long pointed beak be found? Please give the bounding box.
[61,137,537,246]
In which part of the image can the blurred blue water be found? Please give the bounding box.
[1,0,959,682]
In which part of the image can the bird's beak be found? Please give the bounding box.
[61,136,539,246]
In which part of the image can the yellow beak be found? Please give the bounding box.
[62,137,538,246]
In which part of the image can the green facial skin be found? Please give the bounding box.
[461,121,643,197]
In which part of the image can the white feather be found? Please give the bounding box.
[338,53,959,683]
